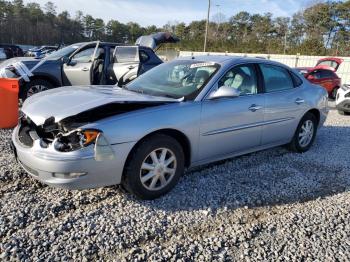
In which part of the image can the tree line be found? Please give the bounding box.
[0,0,349,56]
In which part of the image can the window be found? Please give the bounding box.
[317,60,338,69]
[260,64,294,92]
[320,70,334,78]
[114,46,139,63]
[46,44,81,60]
[310,70,333,79]
[127,60,220,99]
[71,48,96,63]
[139,50,150,63]
[218,64,258,95]
[291,71,303,86]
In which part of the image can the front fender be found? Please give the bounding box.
[83,102,202,163]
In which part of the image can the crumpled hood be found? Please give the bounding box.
[22,86,178,126]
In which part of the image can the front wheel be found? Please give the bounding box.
[20,79,54,101]
[288,113,318,153]
[122,134,185,200]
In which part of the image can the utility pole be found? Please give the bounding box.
[216,4,221,33]
[204,0,211,52]
[283,32,287,55]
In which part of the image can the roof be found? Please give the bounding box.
[177,55,275,65]
[177,55,242,64]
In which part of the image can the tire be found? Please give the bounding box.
[122,134,185,200]
[338,110,350,116]
[288,112,318,153]
[331,87,339,100]
[19,79,55,101]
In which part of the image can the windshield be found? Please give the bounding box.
[126,60,220,99]
[45,44,82,60]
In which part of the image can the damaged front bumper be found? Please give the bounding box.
[12,125,136,190]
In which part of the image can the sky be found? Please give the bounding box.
[23,0,314,27]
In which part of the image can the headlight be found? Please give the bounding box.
[54,129,101,152]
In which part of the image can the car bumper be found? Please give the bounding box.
[12,126,136,190]
[336,87,350,113]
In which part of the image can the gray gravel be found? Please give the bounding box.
[1,103,350,261]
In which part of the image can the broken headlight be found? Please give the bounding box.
[54,129,101,152]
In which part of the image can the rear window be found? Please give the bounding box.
[317,60,338,68]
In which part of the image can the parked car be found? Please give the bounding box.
[0,48,7,61]
[25,45,59,59]
[296,57,343,99]
[0,32,179,101]
[336,84,350,115]
[11,56,328,199]
[19,45,37,54]
[0,44,24,58]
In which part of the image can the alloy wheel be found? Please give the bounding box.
[298,120,314,147]
[140,148,177,191]
[27,85,48,97]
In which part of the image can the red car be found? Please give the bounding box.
[296,57,343,99]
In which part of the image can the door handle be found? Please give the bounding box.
[249,104,263,112]
[128,66,135,70]
[81,67,89,71]
[295,98,305,105]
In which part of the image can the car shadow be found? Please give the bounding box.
[131,125,350,212]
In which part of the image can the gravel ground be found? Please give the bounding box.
[1,103,350,261]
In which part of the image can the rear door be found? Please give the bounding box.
[112,46,140,85]
[259,63,307,145]
[62,43,99,86]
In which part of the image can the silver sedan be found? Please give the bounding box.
[12,56,328,199]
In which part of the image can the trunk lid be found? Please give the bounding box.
[316,57,343,72]
[135,32,180,50]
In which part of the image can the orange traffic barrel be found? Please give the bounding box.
[0,78,19,128]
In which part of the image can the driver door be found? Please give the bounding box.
[199,64,265,161]
[63,44,98,86]
[112,46,140,86]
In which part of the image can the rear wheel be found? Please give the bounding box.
[20,79,54,101]
[122,134,185,200]
[289,113,318,153]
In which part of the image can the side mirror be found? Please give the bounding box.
[62,57,76,66]
[208,86,240,100]
[62,56,70,64]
